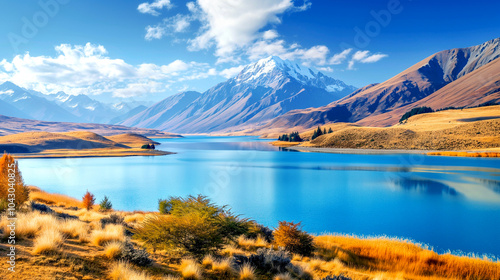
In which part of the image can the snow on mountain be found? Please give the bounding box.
[121,56,357,133]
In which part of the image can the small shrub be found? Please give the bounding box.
[99,196,113,211]
[246,222,273,242]
[248,247,291,273]
[30,201,54,213]
[91,224,125,246]
[274,221,314,256]
[202,254,215,269]
[60,219,89,239]
[120,241,152,267]
[104,241,123,259]
[135,195,249,258]
[238,263,256,280]
[158,199,172,214]
[179,259,202,280]
[32,227,65,255]
[109,261,151,280]
[100,214,125,228]
[82,190,96,211]
[211,257,235,277]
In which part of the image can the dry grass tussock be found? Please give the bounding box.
[109,261,151,280]
[238,263,257,280]
[91,224,126,246]
[32,227,65,255]
[179,258,202,280]
[104,241,124,259]
[1,211,61,239]
[314,235,500,280]
[237,235,269,251]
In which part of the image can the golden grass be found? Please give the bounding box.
[273,272,293,280]
[428,151,500,157]
[238,263,256,280]
[29,186,82,208]
[90,224,126,246]
[237,235,269,250]
[314,235,500,280]
[109,261,151,280]
[123,213,147,224]
[201,254,215,269]
[270,141,302,147]
[32,227,65,255]
[59,219,89,240]
[179,259,203,280]
[0,211,60,239]
[104,241,124,259]
[222,244,247,257]
[211,257,235,276]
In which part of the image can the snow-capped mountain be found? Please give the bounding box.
[0,82,80,122]
[121,56,357,133]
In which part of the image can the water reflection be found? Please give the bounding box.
[392,177,460,196]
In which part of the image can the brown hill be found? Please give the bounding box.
[253,38,500,133]
[295,106,500,151]
[0,115,182,138]
[106,133,160,148]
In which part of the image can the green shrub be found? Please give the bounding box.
[99,196,112,211]
[399,106,434,123]
[273,221,314,256]
[134,195,249,258]
[158,199,172,214]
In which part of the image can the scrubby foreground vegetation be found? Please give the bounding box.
[0,155,499,279]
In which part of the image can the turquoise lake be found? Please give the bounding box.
[18,136,500,257]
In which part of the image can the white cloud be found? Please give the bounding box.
[188,0,304,58]
[220,65,245,78]
[329,49,352,65]
[145,25,166,40]
[145,14,194,40]
[263,30,279,40]
[0,43,214,98]
[138,0,173,16]
[348,50,388,70]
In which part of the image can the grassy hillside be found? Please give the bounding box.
[0,131,170,158]
[275,106,500,152]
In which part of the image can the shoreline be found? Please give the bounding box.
[11,148,174,159]
[285,146,432,155]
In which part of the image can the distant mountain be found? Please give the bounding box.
[108,105,147,124]
[0,82,80,122]
[0,97,29,119]
[260,38,500,131]
[121,56,357,133]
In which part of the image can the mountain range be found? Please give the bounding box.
[0,38,499,136]
[0,82,148,124]
[120,56,357,133]
[254,38,500,134]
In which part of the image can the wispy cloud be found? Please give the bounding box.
[348,50,388,70]
[138,0,173,16]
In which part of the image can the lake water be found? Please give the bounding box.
[18,136,500,257]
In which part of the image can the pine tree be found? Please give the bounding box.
[328,128,333,134]
[82,190,96,211]
[323,128,327,135]
[99,196,112,211]
[0,153,30,209]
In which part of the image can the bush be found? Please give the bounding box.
[100,214,124,228]
[134,195,249,258]
[399,106,434,123]
[0,153,30,208]
[120,241,153,266]
[82,190,96,211]
[31,201,54,214]
[158,199,172,214]
[274,221,314,256]
[248,247,291,273]
[246,222,274,243]
[99,196,112,211]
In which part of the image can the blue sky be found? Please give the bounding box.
[0,0,498,103]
